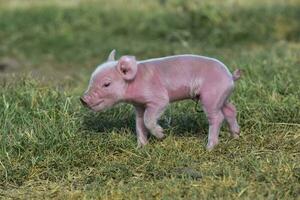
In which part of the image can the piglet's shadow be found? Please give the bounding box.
[81,105,135,133]
[81,102,208,136]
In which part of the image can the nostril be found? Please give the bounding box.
[80,97,88,107]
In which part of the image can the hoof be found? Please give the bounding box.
[153,132,166,140]
[206,141,218,151]
[230,126,240,138]
[137,140,148,148]
[157,134,166,141]
[231,133,240,139]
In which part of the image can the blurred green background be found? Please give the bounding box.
[0,0,299,81]
[0,0,299,199]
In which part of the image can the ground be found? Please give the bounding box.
[0,0,299,199]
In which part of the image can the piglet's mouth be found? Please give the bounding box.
[90,100,104,108]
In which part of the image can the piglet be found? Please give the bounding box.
[81,50,241,150]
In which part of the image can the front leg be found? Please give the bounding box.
[135,106,149,147]
[143,103,167,140]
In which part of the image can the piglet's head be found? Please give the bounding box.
[81,50,137,111]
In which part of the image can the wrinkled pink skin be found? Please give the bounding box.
[81,50,241,150]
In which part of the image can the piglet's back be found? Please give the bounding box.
[138,55,233,101]
[139,55,232,80]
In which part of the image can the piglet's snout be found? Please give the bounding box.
[80,96,89,107]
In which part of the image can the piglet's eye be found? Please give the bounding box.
[103,82,111,87]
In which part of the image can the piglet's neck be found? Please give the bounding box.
[122,78,141,103]
[122,64,146,104]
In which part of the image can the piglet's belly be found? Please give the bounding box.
[167,86,191,102]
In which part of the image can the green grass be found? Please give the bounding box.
[0,0,300,199]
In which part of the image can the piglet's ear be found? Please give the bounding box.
[107,49,116,61]
[116,56,137,81]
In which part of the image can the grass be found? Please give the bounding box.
[0,0,300,199]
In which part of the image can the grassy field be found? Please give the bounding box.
[0,0,300,199]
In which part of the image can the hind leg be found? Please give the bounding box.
[222,102,240,138]
[200,93,227,150]
[205,109,225,150]
[199,81,235,150]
